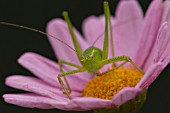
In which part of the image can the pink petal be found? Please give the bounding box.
[114,0,143,61]
[83,0,143,60]
[161,1,170,23]
[47,19,90,67]
[71,87,142,110]
[136,62,162,89]
[111,87,142,105]
[143,1,170,70]
[82,15,108,50]
[135,0,163,69]
[153,22,169,64]
[161,42,170,68]
[5,75,81,99]
[71,97,112,110]
[82,15,114,58]
[18,52,61,87]
[156,1,170,69]
[143,22,168,70]
[18,52,93,92]
[141,66,162,90]
[140,58,169,89]
[3,93,67,109]
[143,38,170,89]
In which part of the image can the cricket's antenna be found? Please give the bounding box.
[87,31,104,57]
[91,31,105,47]
[0,21,77,53]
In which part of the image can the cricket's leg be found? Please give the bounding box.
[107,2,114,58]
[63,12,83,63]
[99,61,128,76]
[58,68,86,100]
[58,60,81,95]
[101,56,144,75]
[102,2,110,60]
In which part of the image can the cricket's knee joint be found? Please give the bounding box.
[58,60,62,64]
[58,74,62,79]
[124,56,131,61]
[57,76,62,84]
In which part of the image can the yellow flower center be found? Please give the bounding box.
[82,65,143,100]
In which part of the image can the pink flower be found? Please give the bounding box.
[3,0,170,111]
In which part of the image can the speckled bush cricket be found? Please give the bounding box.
[0,1,144,100]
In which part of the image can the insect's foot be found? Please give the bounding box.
[62,90,72,100]
[96,71,101,76]
[62,90,71,95]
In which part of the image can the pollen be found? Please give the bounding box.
[82,65,143,100]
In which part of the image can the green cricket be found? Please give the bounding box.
[0,1,144,100]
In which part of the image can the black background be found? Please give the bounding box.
[0,0,170,113]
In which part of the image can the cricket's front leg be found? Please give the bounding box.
[59,60,81,95]
[100,56,144,76]
[58,67,86,100]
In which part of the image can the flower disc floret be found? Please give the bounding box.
[83,66,143,100]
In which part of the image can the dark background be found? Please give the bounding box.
[0,0,170,113]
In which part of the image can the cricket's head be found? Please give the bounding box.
[81,46,103,73]
[82,46,102,62]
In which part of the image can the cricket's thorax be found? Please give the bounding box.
[81,46,103,74]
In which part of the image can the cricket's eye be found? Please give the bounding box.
[88,55,94,60]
